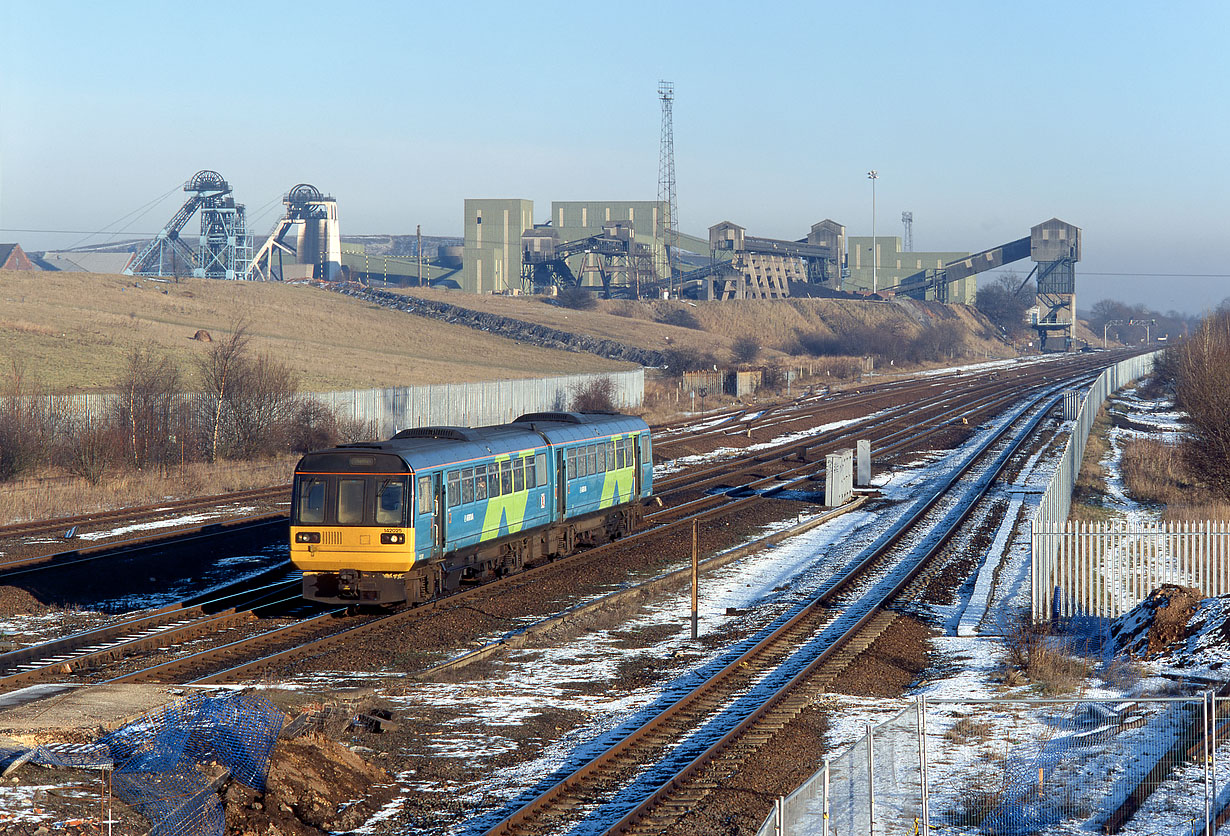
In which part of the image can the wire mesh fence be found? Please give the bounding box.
[759,694,1230,836]
[17,691,284,836]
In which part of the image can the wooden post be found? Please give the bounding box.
[691,519,699,640]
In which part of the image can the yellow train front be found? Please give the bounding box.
[289,412,654,606]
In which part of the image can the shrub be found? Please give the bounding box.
[58,420,118,485]
[556,287,597,310]
[286,398,341,453]
[730,335,761,364]
[663,347,717,377]
[655,307,702,330]
[571,377,616,412]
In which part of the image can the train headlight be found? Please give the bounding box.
[380,533,405,545]
[296,532,321,544]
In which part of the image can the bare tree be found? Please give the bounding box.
[1175,311,1230,496]
[198,322,250,461]
[114,345,180,471]
[225,352,300,457]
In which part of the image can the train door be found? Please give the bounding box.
[633,435,642,496]
[432,472,446,557]
[556,449,567,516]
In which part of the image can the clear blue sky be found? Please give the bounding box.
[2,1,1227,313]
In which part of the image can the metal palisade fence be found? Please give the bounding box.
[1034,520,1230,620]
[0,370,644,439]
[1029,351,1159,622]
[758,694,1228,836]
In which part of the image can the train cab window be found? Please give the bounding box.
[297,478,327,524]
[513,458,525,492]
[500,460,513,494]
[475,465,489,501]
[461,467,475,504]
[535,453,547,485]
[377,479,406,526]
[417,475,432,514]
[338,479,365,525]
[447,471,461,507]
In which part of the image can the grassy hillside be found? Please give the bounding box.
[0,270,631,393]
[395,287,1014,361]
[1,267,1025,396]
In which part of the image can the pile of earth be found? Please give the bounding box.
[1109,584,1230,673]
[224,733,396,836]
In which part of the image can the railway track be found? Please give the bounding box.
[477,386,1069,836]
[0,354,1120,694]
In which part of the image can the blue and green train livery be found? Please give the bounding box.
[290,412,653,605]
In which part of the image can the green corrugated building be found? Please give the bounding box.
[461,198,535,293]
[845,236,973,303]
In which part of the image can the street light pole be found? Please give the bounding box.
[867,170,878,295]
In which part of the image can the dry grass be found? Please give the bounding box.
[0,269,629,393]
[944,716,993,744]
[1069,410,1113,522]
[1118,437,1230,521]
[1002,617,1091,695]
[0,457,297,526]
[394,288,1015,366]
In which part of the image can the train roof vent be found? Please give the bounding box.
[513,412,583,424]
[391,426,480,442]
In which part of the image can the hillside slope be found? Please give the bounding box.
[0,270,631,393]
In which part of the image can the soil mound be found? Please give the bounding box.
[1110,584,1204,658]
[223,734,395,836]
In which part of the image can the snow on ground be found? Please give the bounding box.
[267,381,1080,834]
[652,412,884,477]
[779,378,1230,836]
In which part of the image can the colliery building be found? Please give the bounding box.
[846,236,972,302]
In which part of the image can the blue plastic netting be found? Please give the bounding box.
[23,690,284,836]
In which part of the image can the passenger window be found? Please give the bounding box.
[500,460,513,494]
[338,479,365,524]
[447,471,460,507]
[297,478,327,524]
[567,448,577,478]
[461,467,475,504]
[535,453,547,485]
[525,456,536,489]
[588,445,598,476]
[513,459,525,492]
[616,439,626,469]
[376,479,405,526]
[417,475,432,515]
[475,465,488,501]
[607,442,615,472]
[488,466,500,498]
[640,434,649,464]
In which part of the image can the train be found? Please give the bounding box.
[289,411,654,605]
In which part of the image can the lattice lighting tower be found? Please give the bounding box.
[657,80,678,293]
[902,211,914,252]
